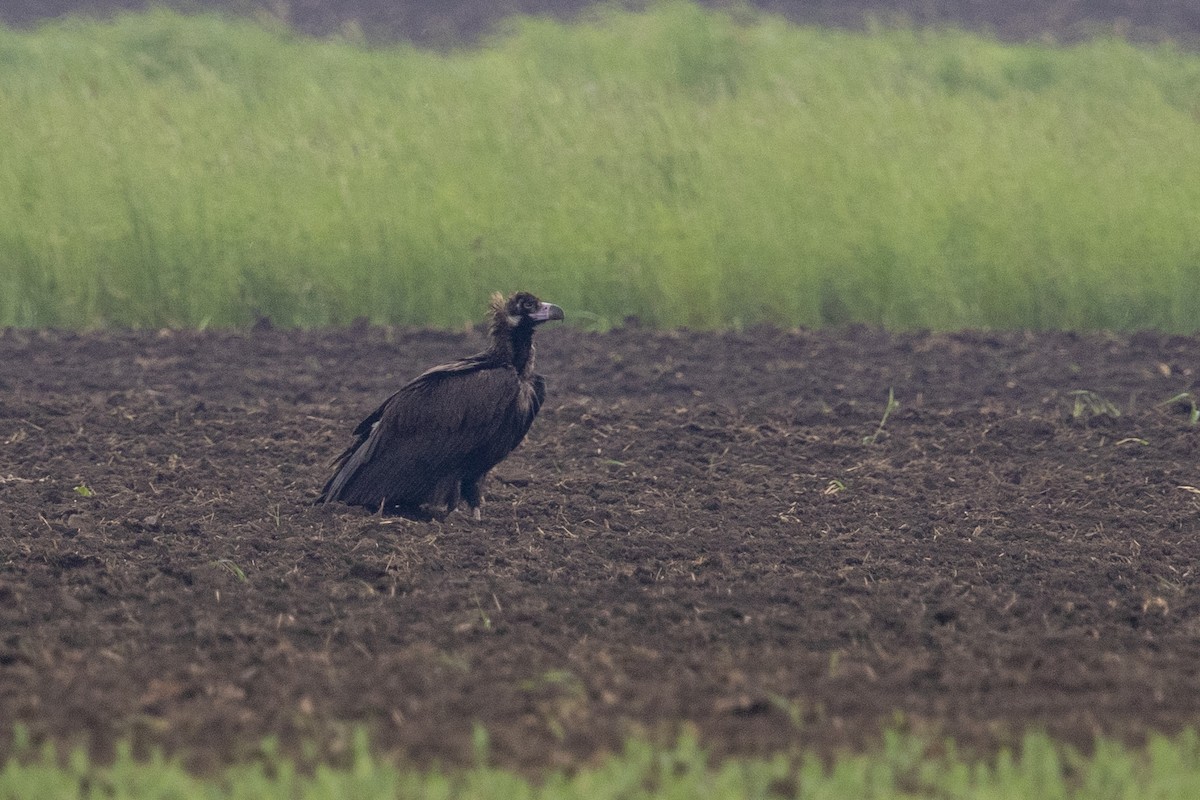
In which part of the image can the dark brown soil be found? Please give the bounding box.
[2,324,1199,771]
[2,0,1199,48]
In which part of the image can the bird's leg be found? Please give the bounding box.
[462,477,485,521]
[458,479,482,522]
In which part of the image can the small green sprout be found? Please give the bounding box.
[73,484,94,497]
[1068,390,1120,421]
[212,559,247,582]
[1163,392,1199,426]
[863,388,899,445]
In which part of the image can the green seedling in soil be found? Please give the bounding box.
[863,388,899,445]
[766,692,806,730]
[1163,392,1200,426]
[72,484,93,497]
[1069,389,1121,421]
[824,478,848,495]
[470,595,494,631]
[212,559,247,582]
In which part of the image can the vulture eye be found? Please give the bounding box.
[523,298,538,313]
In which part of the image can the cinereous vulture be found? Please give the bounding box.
[317,291,564,519]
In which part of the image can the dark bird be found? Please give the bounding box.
[317,291,564,519]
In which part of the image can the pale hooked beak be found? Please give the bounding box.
[529,302,565,323]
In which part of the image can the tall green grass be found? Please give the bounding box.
[1,3,1199,330]
[7,727,1200,799]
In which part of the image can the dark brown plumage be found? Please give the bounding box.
[317,291,563,519]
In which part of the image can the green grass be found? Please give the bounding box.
[7,727,1200,799]
[2,3,1200,330]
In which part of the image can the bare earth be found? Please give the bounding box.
[2,324,1198,770]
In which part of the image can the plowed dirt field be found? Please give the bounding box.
[2,324,1199,770]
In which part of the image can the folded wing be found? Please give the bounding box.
[318,359,539,513]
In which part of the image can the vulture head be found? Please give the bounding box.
[488,292,563,373]
[491,291,565,335]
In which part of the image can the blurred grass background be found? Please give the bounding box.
[1,2,1199,330]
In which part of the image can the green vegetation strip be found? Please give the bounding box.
[2,3,1200,330]
[6,728,1200,799]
